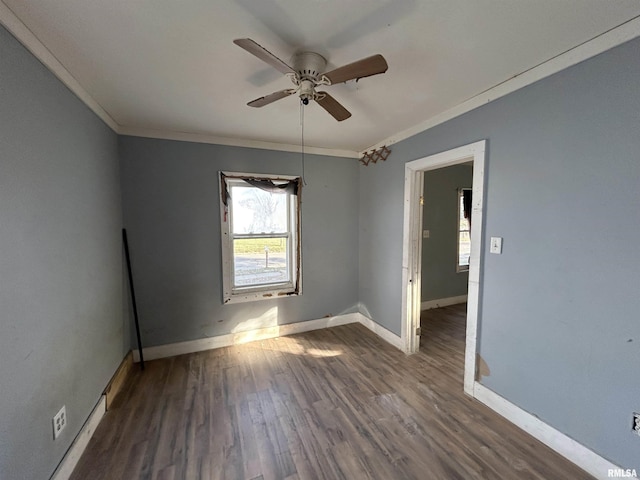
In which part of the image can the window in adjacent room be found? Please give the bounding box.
[457,188,472,272]
[219,171,302,303]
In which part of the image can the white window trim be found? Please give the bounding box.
[457,187,471,273]
[219,171,302,304]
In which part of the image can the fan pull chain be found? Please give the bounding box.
[300,100,307,186]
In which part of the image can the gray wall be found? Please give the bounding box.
[421,165,472,302]
[0,25,125,480]
[359,37,640,469]
[3,10,638,475]
[119,137,359,347]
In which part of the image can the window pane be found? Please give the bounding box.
[459,231,471,266]
[233,237,289,287]
[230,185,288,234]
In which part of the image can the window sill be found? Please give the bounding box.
[223,287,300,304]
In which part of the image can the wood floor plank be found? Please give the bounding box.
[70,304,593,479]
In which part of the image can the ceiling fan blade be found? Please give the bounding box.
[247,89,296,108]
[315,92,352,121]
[323,54,388,85]
[234,38,295,75]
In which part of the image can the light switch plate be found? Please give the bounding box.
[423,230,430,239]
[490,237,503,254]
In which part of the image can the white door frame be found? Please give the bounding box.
[400,140,486,395]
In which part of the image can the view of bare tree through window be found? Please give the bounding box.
[231,185,289,287]
[234,186,287,234]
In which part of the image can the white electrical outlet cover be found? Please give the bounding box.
[53,405,66,439]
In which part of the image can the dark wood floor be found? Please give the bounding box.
[71,304,592,479]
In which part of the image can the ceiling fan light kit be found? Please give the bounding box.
[234,38,388,121]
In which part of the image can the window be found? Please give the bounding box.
[219,172,302,303]
[457,188,471,272]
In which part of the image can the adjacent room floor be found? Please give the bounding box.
[70,304,592,479]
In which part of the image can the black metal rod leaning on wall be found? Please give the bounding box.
[122,228,145,370]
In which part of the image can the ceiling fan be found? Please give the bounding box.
[234,38,388,121]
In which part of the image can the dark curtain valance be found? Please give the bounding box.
[463,189,472,227]
[244,178,298,196]
[220,173,301,207]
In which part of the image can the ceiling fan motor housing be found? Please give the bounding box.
[291,51,327,81]
[291,51,327,104]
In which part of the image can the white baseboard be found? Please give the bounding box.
[472,383,621,480]
[356,313,404,351]
[421,294,468,311]
[50,395,106,480]
[133,313,362,362]
[134,312,407,362]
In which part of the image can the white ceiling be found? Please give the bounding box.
[2,0,640,155]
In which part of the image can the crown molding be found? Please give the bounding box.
[3,0,638,160]
[0,1,119,132]
[117,125,358,158]
[361,15,640,154]
[0,1,357,158]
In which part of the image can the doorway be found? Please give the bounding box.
[400,140,486,395]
